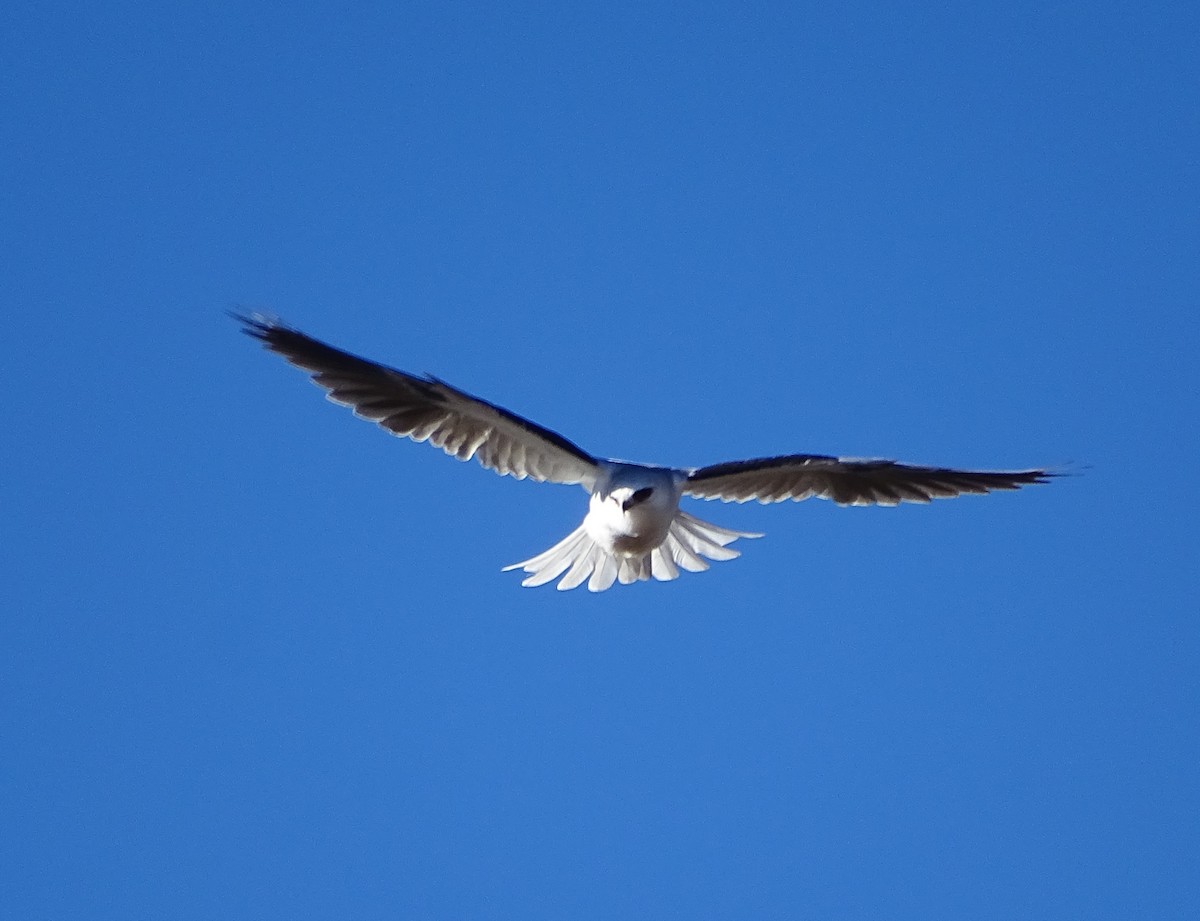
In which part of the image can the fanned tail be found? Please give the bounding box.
[504,511,762,592]
[502,523,591,588]
[502,524,624,592]
[661,510,762,574]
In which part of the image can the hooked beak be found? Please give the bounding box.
[620,487,654,512]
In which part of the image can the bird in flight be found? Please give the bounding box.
[235,315,1053,592]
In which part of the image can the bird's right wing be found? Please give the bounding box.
[236,315,600,488]
[683,454,1052,506]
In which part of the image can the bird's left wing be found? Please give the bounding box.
[236,315,600,488]
[683,454,1051,506]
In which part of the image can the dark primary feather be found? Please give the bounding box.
[684,454,1052,506]
[234,314,598,486]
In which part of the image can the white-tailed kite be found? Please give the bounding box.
[236,315,1053,592]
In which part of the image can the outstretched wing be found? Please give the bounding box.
[236,314,600,488]
[683,454,1051,506]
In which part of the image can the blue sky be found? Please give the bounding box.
[3,1,1198,918]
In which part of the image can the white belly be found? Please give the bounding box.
[584,494,674,557]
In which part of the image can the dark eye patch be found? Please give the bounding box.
[631,487,654,503]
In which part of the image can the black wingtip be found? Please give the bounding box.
[228,309,286,339]
[1016,465,1077,486]
[1041,462,1087,480]
[980,468,1059,489]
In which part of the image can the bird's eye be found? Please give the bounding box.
[631,487,654,504]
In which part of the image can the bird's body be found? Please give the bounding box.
[510,461,757,591]
[235,315,1054,592]
[585,464,681,556]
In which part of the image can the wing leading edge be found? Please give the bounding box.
[236,314,600,488]
[684,454,1052,507]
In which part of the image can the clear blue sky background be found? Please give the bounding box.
[3,2,1198,918]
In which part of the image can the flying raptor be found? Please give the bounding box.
[235,315,1052,592]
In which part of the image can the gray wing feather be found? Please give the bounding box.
[684,454,1051,506]
[236,315,599,488]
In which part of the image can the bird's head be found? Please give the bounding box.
[614,485,655,512]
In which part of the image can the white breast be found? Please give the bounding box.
[584,464,683,557]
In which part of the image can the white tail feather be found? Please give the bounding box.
[502,523,591,587]
[665,531,710,572]
[590,554,619,592]
[675,510,762,549]
[558,541,600,591]
[504,510,762,592]
[650,546,678,581]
